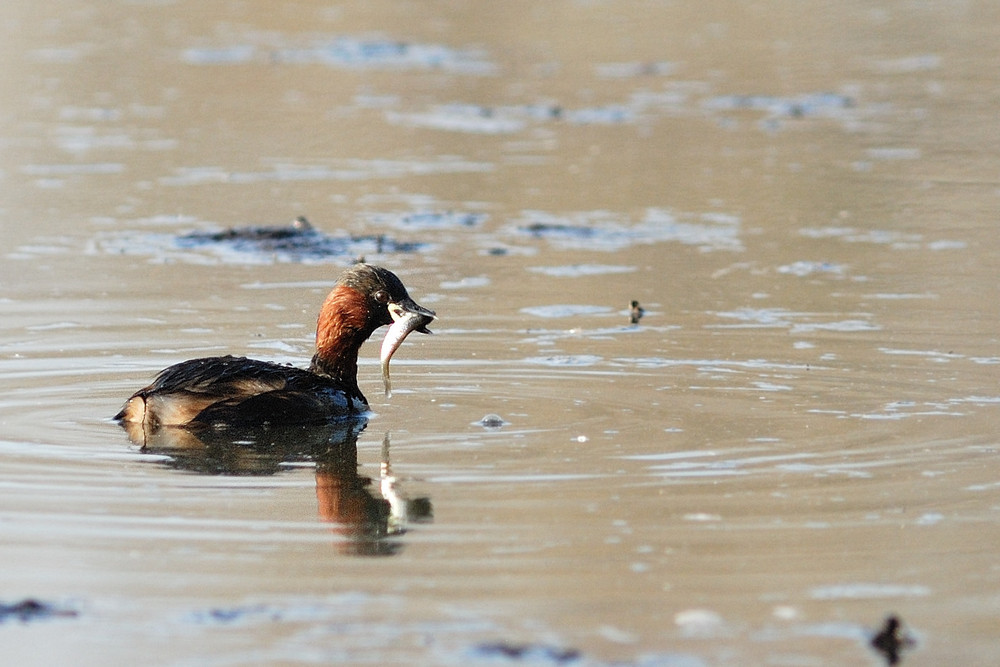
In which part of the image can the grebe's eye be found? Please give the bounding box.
[373,290,390,304]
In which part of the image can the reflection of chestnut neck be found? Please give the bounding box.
[309,285,373,392]
[314,445,396,557]
[314,444,371,525]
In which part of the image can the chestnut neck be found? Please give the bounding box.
[309,284,376,397]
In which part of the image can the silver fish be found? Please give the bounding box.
[380,303,434,398]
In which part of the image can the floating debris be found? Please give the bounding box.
[84,216,430,264]
[183,215,315,241]
[176,216,425,261]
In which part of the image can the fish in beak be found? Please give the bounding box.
[380,298,435,397]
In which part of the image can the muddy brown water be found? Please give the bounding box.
[2,1,1000,664]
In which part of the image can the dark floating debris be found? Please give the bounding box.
[186,214,316,241]
[629,300,645,325]
[870,615,915,665]
[0,599,77,624]
[473,642,581,664]
[176,216,426,261]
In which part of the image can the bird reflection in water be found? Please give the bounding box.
[314,431,432,556]
[122,420,431,556]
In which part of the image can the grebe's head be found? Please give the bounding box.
[335,263,435,334]
[333,264,436,397]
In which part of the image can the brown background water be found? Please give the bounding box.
[2,1,999,664]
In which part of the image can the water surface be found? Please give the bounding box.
[2,1,1000,664]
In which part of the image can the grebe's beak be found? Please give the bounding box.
[380,299,436,398]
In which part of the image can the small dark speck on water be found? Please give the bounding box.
[870,614,915,665]
[0,599,77,624]
[189,604,278,625]
[629,300,644,324]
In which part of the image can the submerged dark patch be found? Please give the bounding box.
[520,222,597,239]
[472,642,581,664]
[0,599,77,624]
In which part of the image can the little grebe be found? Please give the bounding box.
[115,264,435,429]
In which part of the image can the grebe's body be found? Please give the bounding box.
[115,264,434,429]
